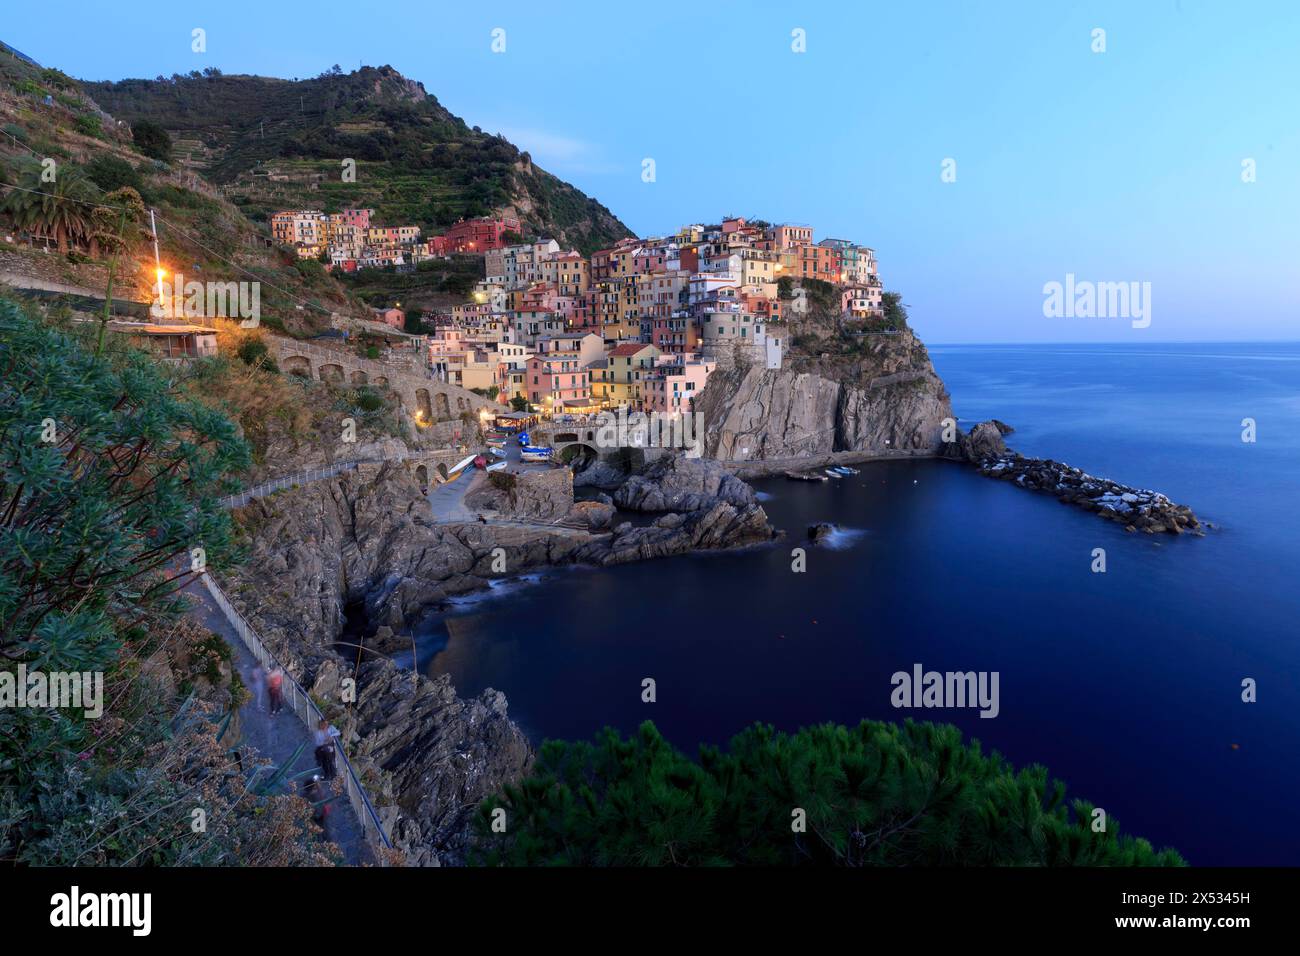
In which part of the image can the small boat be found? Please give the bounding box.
[824,469,844,478]
[836,465,861,475]
[485,461,508,472]
[471,455,487,470]
[521,445,554,463]
[489,447,507,458]
[785,471,827,482]
[448,453,479,478]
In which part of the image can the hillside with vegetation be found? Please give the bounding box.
[0,45,367,336]
[0,293,341,865]
[83,65,633,255]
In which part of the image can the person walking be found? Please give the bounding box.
[249,663,267,713]
[267,666,284,716]
[314,718,338,780]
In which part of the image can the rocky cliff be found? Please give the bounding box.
[695,330,955,464]
[220,454,774,862]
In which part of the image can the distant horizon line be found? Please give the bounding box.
[926,339,1300,347]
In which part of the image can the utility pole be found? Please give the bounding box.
[149,208,164,310]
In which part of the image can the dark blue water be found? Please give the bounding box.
[425,343,1300,865]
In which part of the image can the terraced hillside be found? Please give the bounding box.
[84,66,633,255]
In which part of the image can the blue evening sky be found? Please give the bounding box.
[6,1,1298,342]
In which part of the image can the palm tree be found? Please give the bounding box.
[1,160,101,253]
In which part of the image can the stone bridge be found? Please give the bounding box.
[267,336,499,428]
[532,421,673,469]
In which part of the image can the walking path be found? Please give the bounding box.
[427,466,477,523]
[175,435,586,865]
[182,575,369,865]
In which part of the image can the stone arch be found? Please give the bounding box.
[350,369,368,384]
[318,363,344,383]
[415,388,434,422]
[415,464,429,487]
[456,397,467,412]
[433,392,450,421]
[436,463,449,480]
[373,375,389,387]
[282,354,311,377]
[560,443,599,468]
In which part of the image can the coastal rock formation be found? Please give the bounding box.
[572,499,774,565]
[960,421,1009,461]
[572,459,628,489]
[569,499,617,530]
[221,452,776,862]
[952,421,1201,535]
[808,522,835,543]
[976,454,1202,534]
[695,330,954,464]
[613,455,758,512]
[329,657,532,866]
[464,468,574,520]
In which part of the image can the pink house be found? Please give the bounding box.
[527,352,591,411]
[519,282,559,313]
[428,327,470,363]
[337,208,374,230]
[375,307,404,328]
[645,359,715,415]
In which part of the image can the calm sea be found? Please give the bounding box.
[422,343,1300,865]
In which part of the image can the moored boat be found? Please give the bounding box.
[521,445,554,463]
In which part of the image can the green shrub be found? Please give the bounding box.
[474,720,1186,867]
[84,154,143,192]
[131,118,172,162]
[73,114,102,138]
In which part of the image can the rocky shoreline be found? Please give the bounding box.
[975,452,1203,535]
[958,420,1202,535]
[219,452,776,864]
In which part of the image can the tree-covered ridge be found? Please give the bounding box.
[83,66,633,254]
[0,52,367,336]
[0,297,333,864]
[474,720,1185,866]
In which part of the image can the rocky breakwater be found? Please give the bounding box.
[957,420,1202,535]
[694,329,956,470]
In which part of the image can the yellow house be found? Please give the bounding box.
[604,342,661,409]
[739,249,778,297]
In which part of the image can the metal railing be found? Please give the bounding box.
[220,449,464,508]
[200,572,394,857]
[220,461,364,508]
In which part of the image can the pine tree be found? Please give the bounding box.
[473,720,1185,867]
